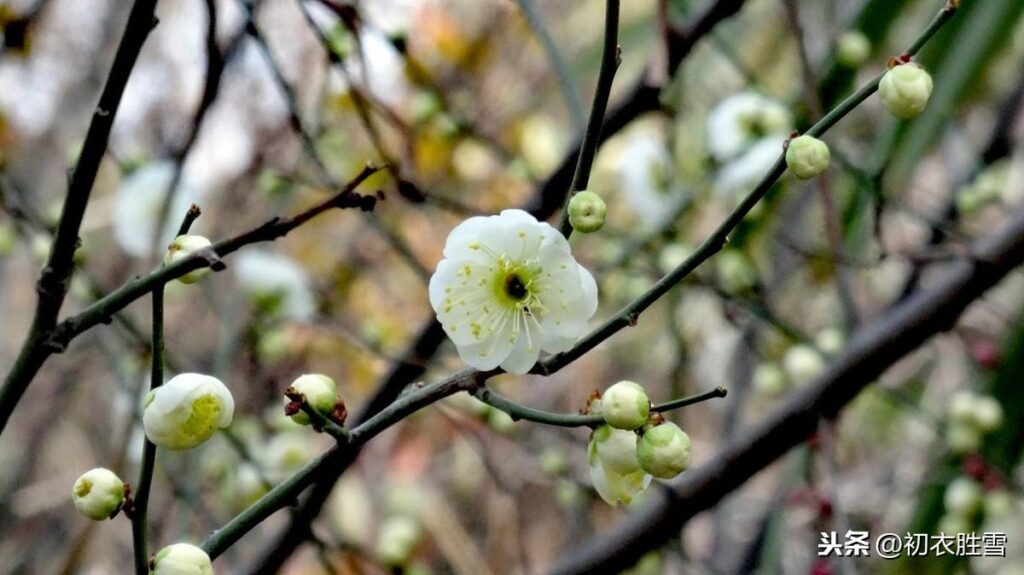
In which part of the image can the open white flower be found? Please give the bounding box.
[429,209,598,374]
[143,373,234,451]
[707,92,791,163]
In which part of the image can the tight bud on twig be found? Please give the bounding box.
[567,190,607,233]
[284,374,338,426]
[164,235,214,284]
[785,135,831,180]
[600,381,650,430]
[879,62,933,119]
[151,543,214,575]
[72,468,125,520]
[637,422,692,479]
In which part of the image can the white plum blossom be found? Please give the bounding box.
[234,250,317,321]
[618,133,679,226]
[143,373,234,451]
[71,468,125,520]
[706,92,791,163]
[429,210,598,374]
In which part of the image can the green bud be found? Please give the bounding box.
[287,373,337,426]
[879,62,933,119]
[72,468,125,520]
[785,135,831,179]
[836,31,871,68]
[377,515,423,566]
[568,190,607,233]
[636,422,692,479]
[164,235,214,284]
[752,362,789,397]
[600,380,650,430]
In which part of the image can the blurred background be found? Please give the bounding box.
[1,0,1024,573]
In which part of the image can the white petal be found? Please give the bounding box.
[500,333,542,374]
[454,334,515,371]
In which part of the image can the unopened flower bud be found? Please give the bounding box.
[814,328,845,356]
[972,396,1004,432]
[836,31,871,68]
[286,374,337,426]
[590,425,641,474]
[152,543,213,575]
[785,135,831,180]
[164,235,214,284]
[568,190,607,233]
[945,421,982,454]
[944,477,983,517]
[143,373,234,450]
[752,362,789,397]
[637,422,692,479]
[377,516,423,566]
[600,381,650,430]
[879,62,933,119]
[588,425,650,506]
[783,345,826,384]
[984,489,1014,517]
[72,468,124,520]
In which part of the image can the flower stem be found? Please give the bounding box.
[473,386,727,428]
[131,284,163,575]
[558,0,620,237]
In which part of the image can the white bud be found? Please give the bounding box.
[600,381,650,430]
[972,396,1004,432]
[636,422,692,479]
[984,489,1015,517]
[785,135,831,179]
[143,373,234,450]
[944,477,983,517]
[879,62,933,119]
[716,250,757,292]
[752,362,789,397]
[152,543,213,575]
[286,374,337,426]
[947,390,978,423]
[568,190,608,233]
[589,425,642,474]
[377,516,423,566]
[164,235,214,284]
[588,426,650,506]
[814,327,845,356]
[782,345,826,384]
[836,31,871,68]
[945,421,982,454]
[72,468,124,520]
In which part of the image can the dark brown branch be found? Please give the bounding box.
[549,205,1024,575]
[0,0,159,436]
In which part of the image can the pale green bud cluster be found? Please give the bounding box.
[151,543,213,575]
[286,373,337,425]
[879,62,933,119]
[588,425,649,506]
[568,190,608,233]
[600,380,650,430]
[72,468,125,520]
[785,135,831,180]
[164,234,214,284]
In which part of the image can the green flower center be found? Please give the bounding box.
[75,479,92,497]
[181,394,222,443]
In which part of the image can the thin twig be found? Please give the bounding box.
[473,386,727,428]
[557,0,620,237]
